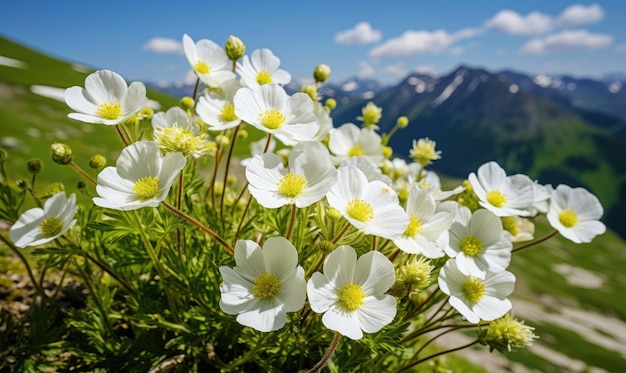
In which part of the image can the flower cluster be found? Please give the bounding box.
[3,33,606,372]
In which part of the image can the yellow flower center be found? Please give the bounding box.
[256,71,273,85]
[194,61,210,75]
[348,145,364,157]
[337,283,365,312]
[404,214,422,237]
[260,109,286,130]
[220,103,238,122]
[252,272,280,299]
[39,216,63,238]
[460,235,483,257]
[501,216,519,237]
[277,173,307,198]
[154,127,202,157]
[486,190,507,208]
[346,199,374,222]
[96,102,122,120]
[558,209,578,228]
[133,176,160,199]
[461,277,486,304]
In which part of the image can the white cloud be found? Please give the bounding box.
[383,62,407,78]
[520,29,612,54]
[368,28,480,58]
[335,22,382,45]
[557,4,604,28]
[143,37,183,54]
[357,61,375,78]
[448,46,464,55]
[485,9,554,35]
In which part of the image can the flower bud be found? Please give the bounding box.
[398,259,433,289]
[77,180,87,190]
[215,135,230,147]
[237,129,248,140]
[47,182,65,195]
[139,106,154,120]
[301,84,318,102]
[326,206,342,220]
[16,179,27,189]
[358,102,382,130]
[325,98,337,111]
[396,116,409,128]
[123,114,139,126]
[89,155,106,169]
[480,314,538,353]
[225,35,246,61]
[316,240,336,254]
[27,159,43,174]
[180,96,195,110]
[382,146,393,159]
[50,143,73,165]
[313,64,331,83]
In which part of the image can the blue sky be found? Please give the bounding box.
[2,1,625,86]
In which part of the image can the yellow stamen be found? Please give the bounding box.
[220,103,238,122]
[96,103,121,120]
[348,145,364,157]
[194,61,210,75]
[39,216,63,238]
[337,283,365,312]
[346,199,374,222]
[256,71,273,85]
[252,272,280,299]
[260,109,286,130]
[486,190,507,208]
[461,277,485,303]
[558,209,578,228]
[460,235,483,257]
[277,173,307,198]
[133,176,160,199]
[404,214,422,237]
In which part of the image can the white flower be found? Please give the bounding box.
[446,208,512,277]
[219,237,306,332]
[245,141,337,208]
[328,123,383,165]
[234,84,318,144]
[326,166,408,240]
[65,70,147,125]
[307,245,396,340]
[341,157,392,185]
[237,48,291,89]
[409,138,441,166]
[502,216,535,242]
[10,192,77,248]
[468,161,535,217]
[393,186,455,258]
[547,184,606,244]
[438,258,515,324]
[152,107,209,158]
[196,79,242,131]
[240,137,276,167]
[182,34,236,88]
[93,141,186,210]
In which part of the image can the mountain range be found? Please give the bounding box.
[326,67,626,240]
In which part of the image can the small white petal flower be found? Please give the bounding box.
[468,161,535,217]
[341,157,392,185]
[307,245,397,340]
[547,184,606,244]
[196,79,243,131]
[93,141,186,210]
[393,186,455,258]
[182,34,236,88]
[240,137,276,167]
[438,258,515,324]
[10,192,78,248]
[326,166,409,240]
[237,48,291,89]
[234,84,318,144]
[328,123,383,165]
[65,70,147,125]
[219,237,306,332]
[152,107,210,158]
[246,141,337,208]
[446,209,513,277]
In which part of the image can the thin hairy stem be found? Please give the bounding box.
[306,332,341,373]
[512,230,559,253]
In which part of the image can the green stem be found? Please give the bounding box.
[161,201,234,254]
[71,162,97,185]
[115,124,129,146]
[219,125,240,222]
[285,204,297,240]
[0,234,46,299]
[403,286,441,322]
[306,332,341,373]
[82,251,135,294]
[176,169,184,256]
[512,230,559,253]
[397,339,480,372]
[331,223,351,244]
